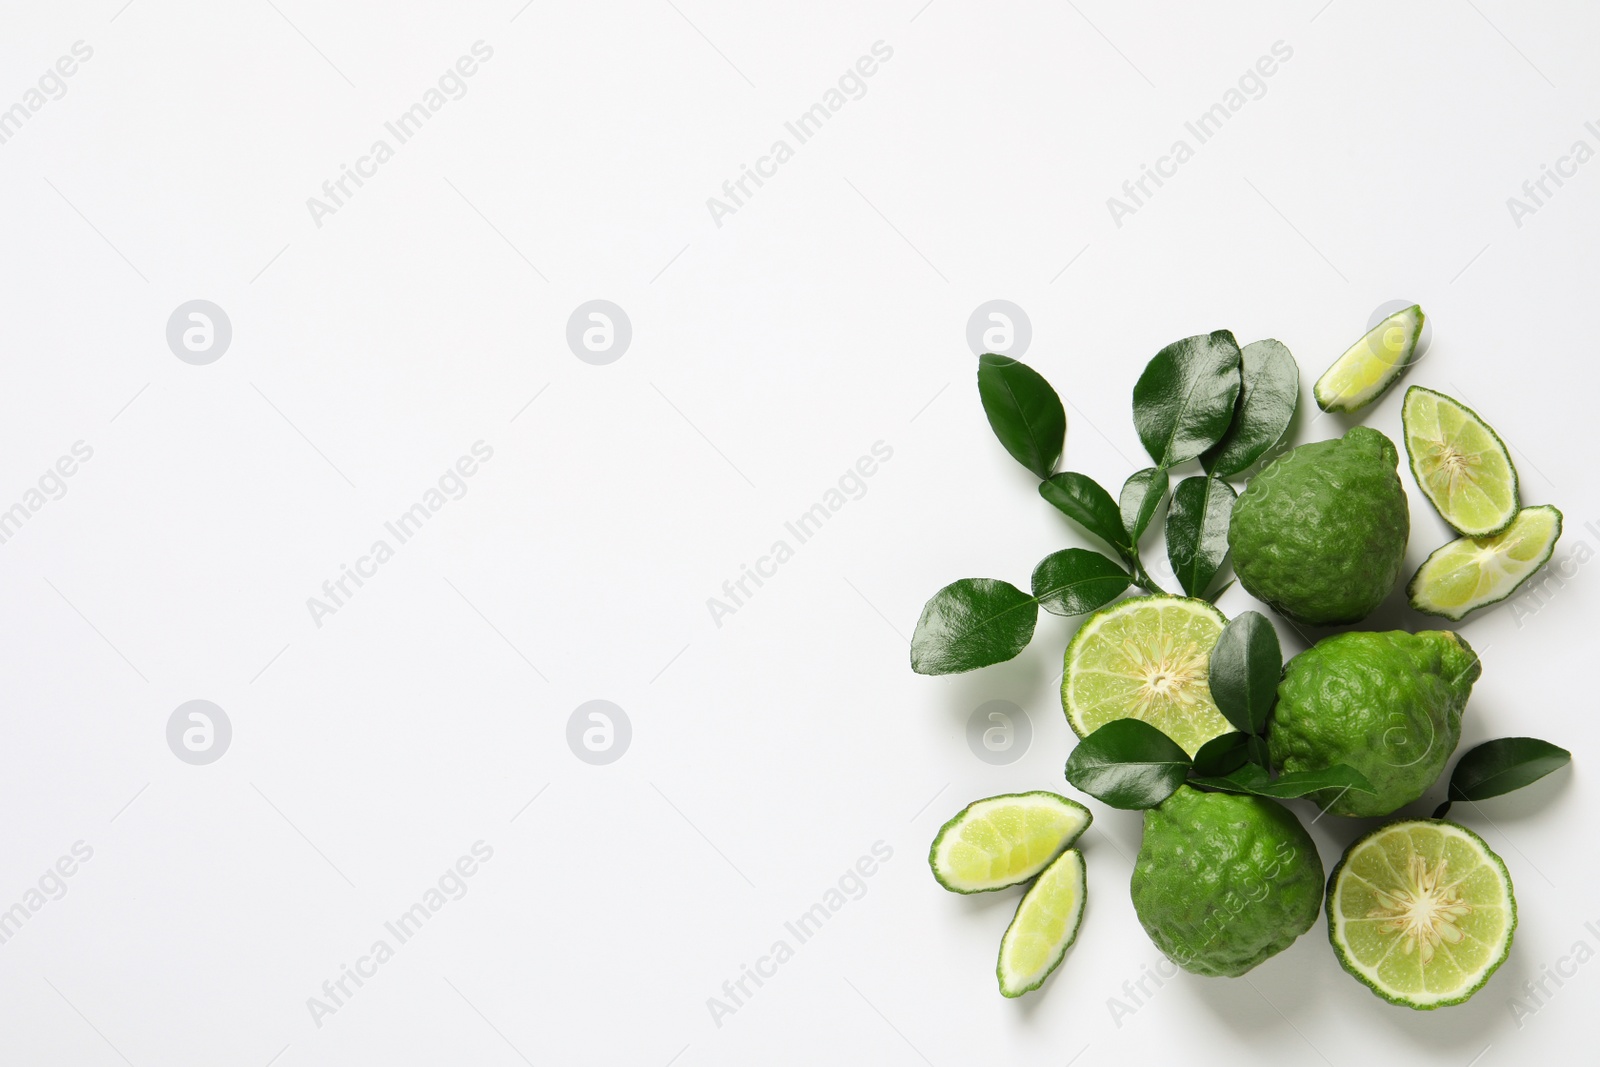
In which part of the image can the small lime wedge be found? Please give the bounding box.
[1403,386,1520,536]
[1328,819,1515,1009]
[1062,595,1230,757]
[1314,305,1425,413]
[1408,505,1562,620]
[929,792,1091,894]
[997,848,1086,997]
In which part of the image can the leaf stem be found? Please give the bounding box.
[1128,555,1170,597]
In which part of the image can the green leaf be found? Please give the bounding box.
[1119,467,1169,546]
[1132,331,1243,468]
[910,578,1038,675]
[1246,734,1272,771]
[1447,737,1572,803]
[1191,732,1250,777]
[1190,762,1374,799]
[977,354,1066,479]
[1165,475,1236,598]
[1040,473,1133,558]
[1202,339,1300,478]
[1031,549,1131,617]
[1207,611,1281,736]
[1064,719,1192,810]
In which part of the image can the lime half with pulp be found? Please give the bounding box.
[1062,595,1230,757]
[929,792,1091,894]
[1409,505,1562,620]
[1403,386,1519,536]
[997,848,1086,997]
[1314,304,1424,413]
[1328,819,1515,1010]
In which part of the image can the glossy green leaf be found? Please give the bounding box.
[1207,611,1281,736]
[1040,472,1132,558]
[1030,549,1131,617]
[1202,339,1300,478]
[1166,475,1237,598]
[977,354,1066,479]
[1064,719,1192,810]
[1191,732,1250,777]
[1132,331,1242,468]
[1245,734,1272,772]
[1119,467,1169,546]
[1446,737,1571,804]
[910,578,1038,675]
[1190,762,1374,799]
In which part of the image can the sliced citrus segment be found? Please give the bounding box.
[1402,386,1519,536]
[1062,595,1230,757]
[928,792,1091,894]
[997,848,1086,997]
[1328,819,1515,1009]
[1408,505,1562,620]
[1314,304,1425,412]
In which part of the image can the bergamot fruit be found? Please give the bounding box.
[1061,596,1232,757]
[997,848,1087,997]
[1228,426,1409,626]
[1268,630,1481,817]
[1130,785,1324,977]
[1402,386,1519,537]
[1327,819,1515,1009]
[1314,304,1425,413]
[1408,505,1563,620]
[929,792,1092,893]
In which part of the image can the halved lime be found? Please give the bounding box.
[997,848,1086,997]
[1314,304,1425,413]
[929,792,1091,894]
[1402,386,1519,536]
[1408,505,1562,620]
[1062,595,1230,757]
[1328,820,1515,1010]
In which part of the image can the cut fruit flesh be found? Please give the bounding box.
[929,792,1092,894]
[1328,820,1515,1010]
[997,848,1087,997]
[1403,386,1519,537]
[1409,505,1562,620]
[1314,305,1425,413]
[1062,595,1230,757]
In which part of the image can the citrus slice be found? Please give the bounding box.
[1062,595,1230,757]
[1328,819,1515,1010]
[1409,505,1562,620]
[929,792,1092,894]
[997,848,1086,997]
[1402,386,1519,536]
[1314,304,1425,413]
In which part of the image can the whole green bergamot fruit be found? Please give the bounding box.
[1228,426,1409,626]
[1130,786,1324,977]
[1268,629,1480,818]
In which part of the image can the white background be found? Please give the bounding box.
[0,2,1594,1064]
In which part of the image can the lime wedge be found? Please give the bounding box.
[1408,505,1562,620]
[1062,595,1230,757]
[1402,386,1520,536]
[997,848,1086,997]
[929,792,1092,894]
[1314,305,1425,413]
[1328,819,1515,1009]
